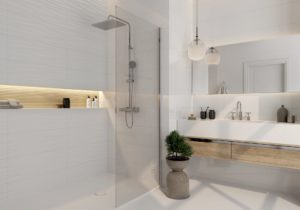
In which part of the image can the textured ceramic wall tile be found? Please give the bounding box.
[0,0,108,90]
[0,109,110,210]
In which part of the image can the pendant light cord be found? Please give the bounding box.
[195,0,199,44]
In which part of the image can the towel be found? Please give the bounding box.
[0,99,23,109]
[0,100,9,105]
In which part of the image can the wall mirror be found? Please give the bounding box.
[196,35,300,95]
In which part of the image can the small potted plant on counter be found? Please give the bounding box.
[165,130,193,199]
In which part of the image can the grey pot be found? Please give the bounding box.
[166,158,190,199]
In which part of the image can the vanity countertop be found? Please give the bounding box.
[178,119,300,148]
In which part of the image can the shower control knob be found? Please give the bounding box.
[127,79,134,83]
[119,107,140,113]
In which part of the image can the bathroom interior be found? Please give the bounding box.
[0,0,300,209]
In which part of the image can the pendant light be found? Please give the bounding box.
[188,0,206,61]
[205,47,221,65]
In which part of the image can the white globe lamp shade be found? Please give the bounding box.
[205,47,221,65]
[188,39,206,61]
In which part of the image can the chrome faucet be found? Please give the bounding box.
[236,101,243,120]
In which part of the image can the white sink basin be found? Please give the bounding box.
[177,119,300,147]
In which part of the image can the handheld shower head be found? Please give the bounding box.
[129,61,136,69]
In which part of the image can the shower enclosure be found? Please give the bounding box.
[114,8,160,207]
[93,14,139,129]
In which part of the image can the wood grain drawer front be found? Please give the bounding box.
[232,144,300,169]
[189,141,231,160]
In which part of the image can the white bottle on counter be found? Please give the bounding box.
[86,96,92,108]
[92,96,99,108]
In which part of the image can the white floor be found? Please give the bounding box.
[49,174,115,210]
[118,179,300,210]
[20,177,299,210]
[0,174,115,210]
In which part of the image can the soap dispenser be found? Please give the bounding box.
[92,96,99,108]
[86,96,92,108]
[277,105,288,123]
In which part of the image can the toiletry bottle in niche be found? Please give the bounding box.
[86,96,92,109]
[93,96,99,108]
[91,96,99,108]
[63,98,71,108]
[91,98,95,108]
[277,105,288,123]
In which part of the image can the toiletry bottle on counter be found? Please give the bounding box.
[209,110,216,120]
[86,96,92,108]
[288,114,296,124]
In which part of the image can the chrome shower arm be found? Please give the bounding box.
[108,15,133,50]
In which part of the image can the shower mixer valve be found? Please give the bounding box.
[119,107,140,113]
[126,79,134,83]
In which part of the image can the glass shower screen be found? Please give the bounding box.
[115,7,160,207]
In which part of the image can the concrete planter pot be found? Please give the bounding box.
[166,158,190,199]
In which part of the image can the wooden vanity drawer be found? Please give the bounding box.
[232,143,300,169]
[189,140,231,160]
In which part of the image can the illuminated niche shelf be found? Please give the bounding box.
[0,85,104,109]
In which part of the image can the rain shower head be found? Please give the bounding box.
[93,15,133,50]
[92,19,126,30]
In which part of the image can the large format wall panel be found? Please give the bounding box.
[0,0,108,90]
[0,109,110,210]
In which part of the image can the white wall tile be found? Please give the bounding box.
[0,110,7,133]
[0,33,6,60]
[67,109,107,128]
[66,160,107,184]
[1,109,110,210]
[7,151,67,181]
[0,138,6,161]
[6,110,67,133]
[7,129,68,158]
[0,111,7,162]
[1,0,108,90]
[7,170,67,200]
[0,158,7,184]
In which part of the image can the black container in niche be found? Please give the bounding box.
[63,98,71,108]
[200,111,207,119]
[209,110,216,120]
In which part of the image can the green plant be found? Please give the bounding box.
[165,130,193,161]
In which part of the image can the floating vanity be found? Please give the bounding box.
[178,119,300,170]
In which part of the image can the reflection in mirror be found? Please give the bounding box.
[206,35,300,94]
